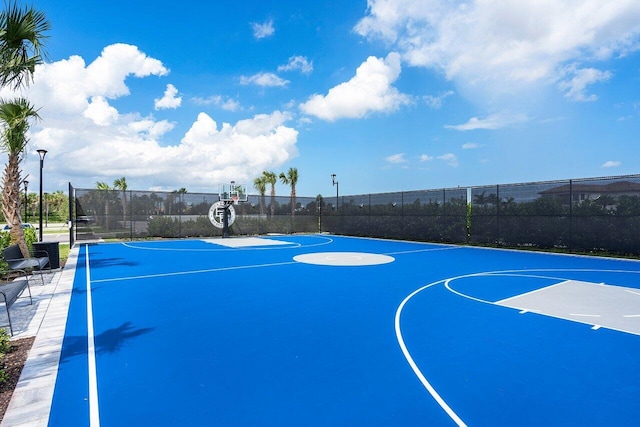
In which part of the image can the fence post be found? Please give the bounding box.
[128,190,133,240]
[496,184,500,245]
[442,188,446,242]
[569,179,573,249]
[68,182,75,247]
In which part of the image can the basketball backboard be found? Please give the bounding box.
[219,183,248,204]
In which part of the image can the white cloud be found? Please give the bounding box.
[355,0,640,100]
[420,154,433,162]
[446,112,529,131]
[438,153,458,167]
[84,43,168,98]
[240,72,289,87]
[462,142,479,149]
[154,84,182,110]
[386,153,407,163]
[0,43,169,119]
[299,52,412,121]
[558,66,612,101]
[423,90,454,109]
[192,95,241,112]
[83,96,118,126]
[3,44,298,191]
[602,160,621,168]
[278,56,314,74]
[252,19,275,39]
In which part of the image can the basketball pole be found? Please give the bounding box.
[222,201,231,238]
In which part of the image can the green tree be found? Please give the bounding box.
[253,176,266,216]
[279,167,298,217]
[113,177,127,227]
[95,181,112,230]
[0,2,49,256]
[0,2,49,89]
[262,170,277,219]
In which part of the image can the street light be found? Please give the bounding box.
[23,179,28,223]
[37,149,47,242]
[331,174,339,211]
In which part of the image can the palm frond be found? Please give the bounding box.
[0,2,50,89]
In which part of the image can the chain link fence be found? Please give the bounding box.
[70,174,640,256]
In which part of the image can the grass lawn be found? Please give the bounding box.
[59,243,70,265]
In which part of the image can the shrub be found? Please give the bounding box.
[0,329,10,384]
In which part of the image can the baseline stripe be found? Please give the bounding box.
[86,246,100,427]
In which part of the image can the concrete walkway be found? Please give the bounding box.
[1,245,79,427]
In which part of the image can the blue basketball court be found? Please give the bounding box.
[25,235,640,426]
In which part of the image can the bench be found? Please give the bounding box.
[0,275,32,335]
[2,244,50,285]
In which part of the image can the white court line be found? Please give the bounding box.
[92,261,298,283]
[120,234,334,252]
[495,279,571,305]
[395,279,468,427]
[86,245,101,427]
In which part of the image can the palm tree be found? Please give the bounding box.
[253,176,266,216]
[0,98,39,256]
[113,177,127,228]
[279,167,298,217]
[0,2,49,256]
[96,181,112,230]
[0,2,50,90]
[262,171,277,219]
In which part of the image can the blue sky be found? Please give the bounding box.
[5,0,640,198]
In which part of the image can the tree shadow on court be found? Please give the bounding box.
[58,321,154,364]
[85,258,140,269]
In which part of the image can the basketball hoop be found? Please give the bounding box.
[231,195,239,205]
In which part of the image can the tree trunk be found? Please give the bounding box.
[2,155,29,257]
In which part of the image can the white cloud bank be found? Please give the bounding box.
[1,43,298,191]
[300,52,412,121]
[355,0,640,101]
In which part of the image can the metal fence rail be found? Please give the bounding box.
[70,174,640,256]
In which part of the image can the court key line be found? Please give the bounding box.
[85,245,101,427]
[395,267,640,427]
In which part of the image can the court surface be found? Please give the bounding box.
[46,235,640,426]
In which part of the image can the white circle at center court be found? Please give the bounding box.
[293,252,395,266]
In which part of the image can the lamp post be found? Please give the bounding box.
[37,149,47,242]
[23,179,28,223]
[331,174,339,211]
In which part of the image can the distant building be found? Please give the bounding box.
[539,181,640,206]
